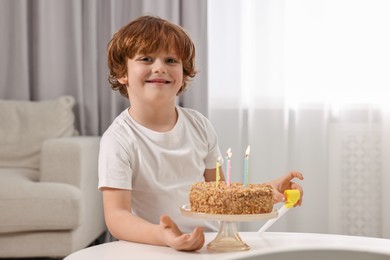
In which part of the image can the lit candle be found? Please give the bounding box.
[244,145,250,187]
[226,148,232,187]
[216,156,221,187]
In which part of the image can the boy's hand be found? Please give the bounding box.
[159,215,205,251]
[269,171,304,206]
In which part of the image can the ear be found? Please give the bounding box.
[118,75,128,85]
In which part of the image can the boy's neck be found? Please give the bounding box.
[128,104,178,132]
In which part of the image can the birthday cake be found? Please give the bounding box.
[189,181,273,215]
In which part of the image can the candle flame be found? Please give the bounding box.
[226,148,232,158]
[245,145,250,157]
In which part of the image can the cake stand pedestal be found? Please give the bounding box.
[180,204,278,252]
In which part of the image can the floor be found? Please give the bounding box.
[0,258,62,260]
[0,232,109,260]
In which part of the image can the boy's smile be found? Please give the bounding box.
[145,78,172,85]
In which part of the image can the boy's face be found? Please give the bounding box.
[118,50,184,106]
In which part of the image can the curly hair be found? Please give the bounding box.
[107,15,197,98]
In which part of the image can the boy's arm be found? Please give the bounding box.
[205,168,304,206]
[266,171,304,206]
[204,167,225,182]
[101,188,204,251]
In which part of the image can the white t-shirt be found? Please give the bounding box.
[98,106,222,232]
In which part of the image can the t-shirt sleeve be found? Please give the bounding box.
[202,116,224,169]
[98,132,133,190]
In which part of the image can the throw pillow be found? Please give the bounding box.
[0,96,77,169]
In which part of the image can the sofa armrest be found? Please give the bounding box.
[40,136,100,188]
[40,136,106,244]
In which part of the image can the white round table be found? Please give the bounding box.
[65,232,390,260]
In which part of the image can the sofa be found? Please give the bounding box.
[0,96,106,258]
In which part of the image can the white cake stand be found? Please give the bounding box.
[180,204,278,252]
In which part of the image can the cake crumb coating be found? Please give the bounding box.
[190,181,273,214]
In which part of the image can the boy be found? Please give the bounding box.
[99,15,304,251]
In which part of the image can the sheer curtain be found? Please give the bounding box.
[0,0,208,135]
[208,0,390,237]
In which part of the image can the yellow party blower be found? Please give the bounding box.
[257,189,301,235]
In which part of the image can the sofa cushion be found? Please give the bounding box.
[0,96,77,170]
[0,168,82,233]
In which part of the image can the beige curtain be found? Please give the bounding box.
[0,0,208,135]
[208,0,390,238]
